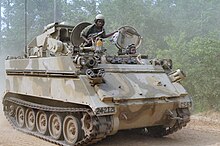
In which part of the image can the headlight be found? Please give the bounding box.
[80,58,86,66]
[169,69,186,82]
[86,69,95,78]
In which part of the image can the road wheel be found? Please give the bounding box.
[63,115,82,144]
[49,113,63,140]
[15,106,25,128]
[25,108,36,131]
[36,111,48,135]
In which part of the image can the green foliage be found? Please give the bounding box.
[186,36,220,111]
[157,33,220,112]
[1,0,220,111]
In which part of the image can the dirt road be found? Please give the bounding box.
[0,100,220,146]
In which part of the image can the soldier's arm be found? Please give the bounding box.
[81,34,90,44]
[103,30,117,38]
[80,26,91,44]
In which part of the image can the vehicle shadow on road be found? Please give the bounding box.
[94,127,220,146]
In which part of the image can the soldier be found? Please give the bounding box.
[81,14,117,46]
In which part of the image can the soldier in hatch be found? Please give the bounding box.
[80,14,117,46]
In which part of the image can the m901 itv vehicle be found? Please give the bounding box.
[2,22,192,145]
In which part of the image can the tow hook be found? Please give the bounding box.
[167,110,183,120]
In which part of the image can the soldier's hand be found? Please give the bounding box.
[113,30,118,34]
[85,38,92,44]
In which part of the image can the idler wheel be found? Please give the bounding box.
[49,113,63,140]
[63,115,82,144]
[9,104,15,116]
[15,106,25,128]
[25,108,36,131]
[36,111,48,135]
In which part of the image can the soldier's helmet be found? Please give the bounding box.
[95,14,105,20]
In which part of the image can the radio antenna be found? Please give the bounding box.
[54,0,57,22]
[24,0,28,56]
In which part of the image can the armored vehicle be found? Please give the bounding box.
[2,22,192,145]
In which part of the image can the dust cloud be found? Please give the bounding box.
[0,55,5,97]
[0,54,6,127]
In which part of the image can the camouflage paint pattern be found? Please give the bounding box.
[3,22,192,134]
[5,56,192,132]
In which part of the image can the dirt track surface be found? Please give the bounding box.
[1,100,220,146]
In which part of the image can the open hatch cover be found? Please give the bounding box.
[113,26,142,50]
